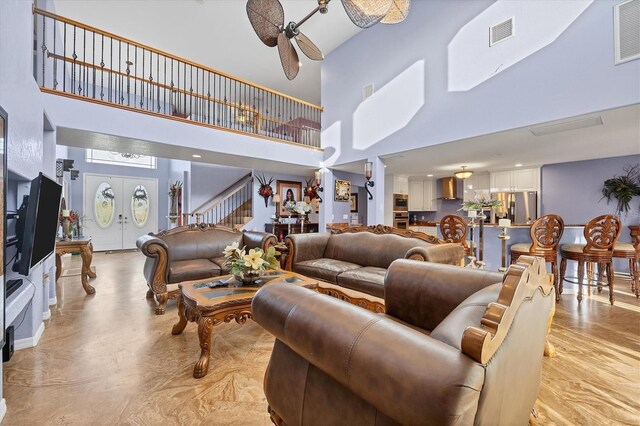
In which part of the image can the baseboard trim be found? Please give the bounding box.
[42,309,51,320]
[0,398,7,422]
[14,321,45,350]
[48,297,57,306]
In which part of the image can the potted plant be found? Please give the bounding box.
[222,242,279,285]
[168,180,183,223]
[601,164,640,217]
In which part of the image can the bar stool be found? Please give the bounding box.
[440,214,474,258]
[612,225,639,298]
[510,214,564,301]
[559,214,622,305]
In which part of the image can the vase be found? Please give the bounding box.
[62,219,72,240]
[233,270,262,286]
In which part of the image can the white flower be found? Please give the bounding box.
[243,249,266,270]
[223,242,240,258]
[295,201,311,215]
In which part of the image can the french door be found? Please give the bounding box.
[83,174,158,251]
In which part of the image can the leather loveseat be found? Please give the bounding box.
[136,223,276,314]
[286,225,464,311]
[253,256,554,426]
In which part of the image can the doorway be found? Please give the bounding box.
[83,173,158,251]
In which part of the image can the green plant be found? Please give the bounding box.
[601,164,640,216]
[461,195,502,211]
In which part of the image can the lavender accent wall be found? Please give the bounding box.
[190,163,250,210]
[541,154,640,241]
[321,0,640,166]
[333,170,366,223]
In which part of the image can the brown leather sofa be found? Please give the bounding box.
[136,223,276,314]
[253,256,554,426]
[286,225,464,311]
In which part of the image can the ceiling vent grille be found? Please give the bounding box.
[615,0,640,64]
[490,17,514,46]
[362,83,374,100]
[530,116,603,137]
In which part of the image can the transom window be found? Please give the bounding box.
[86,149,157,169]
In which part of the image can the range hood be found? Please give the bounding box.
[438,177,459,200]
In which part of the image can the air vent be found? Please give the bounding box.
[530,116,603,137]
[362,83,374,100]
[490,17,514,46]
[615,0,640,64]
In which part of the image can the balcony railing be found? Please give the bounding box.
[33,7,322,149]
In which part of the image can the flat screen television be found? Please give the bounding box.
[17,173,62,276]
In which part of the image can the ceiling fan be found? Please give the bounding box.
[246,0,411,80]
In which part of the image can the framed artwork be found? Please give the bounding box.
[335,179,351,201]
[350,193,358,212]
[276,180,302,216]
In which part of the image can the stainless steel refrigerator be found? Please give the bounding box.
[490,192,538,224]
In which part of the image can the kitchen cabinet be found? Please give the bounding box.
[393,175,409,194]
[490,168,539,192]
[408,179,435,211]
[462,172,490,202]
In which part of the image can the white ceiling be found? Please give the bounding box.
[52,0,361,105]
[333,104,640,177]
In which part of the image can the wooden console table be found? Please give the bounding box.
[55,238,97,295]
[265,222,319,241]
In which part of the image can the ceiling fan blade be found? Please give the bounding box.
[381,0,411,24]
[341,0,392,28]
[277,33,300,80]
[246,0,284,47]
[295,32,324,61]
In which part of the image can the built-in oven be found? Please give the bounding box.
[393,193,408,212]
[393,212,409,229]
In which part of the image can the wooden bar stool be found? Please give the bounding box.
[510,214,564,301]
[559,215,622,305]
[612,225,639,298]
[440,214,474,262]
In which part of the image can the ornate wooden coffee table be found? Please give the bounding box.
[172,270,318,378]
[55,238,97,295]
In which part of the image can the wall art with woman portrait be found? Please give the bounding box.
[276,180,302,217]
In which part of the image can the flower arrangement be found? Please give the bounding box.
[256,174,275,207]
[222,242,279,284]
[294,201,312,216]
[461,195,502,211]
[284,200,297,215]
[168,180,183,223]
[601,164,640,216]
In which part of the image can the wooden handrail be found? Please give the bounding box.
[34,6,323,112]
[201,177,254,217]
[189,172,253,214]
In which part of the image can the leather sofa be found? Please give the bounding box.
[286,225,464,311]
[253,256,554,426]
[136,223,276,314]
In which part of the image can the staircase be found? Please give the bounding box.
[185,173,254,229]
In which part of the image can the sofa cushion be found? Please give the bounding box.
[430,283,502,350]
[324,232,437,269]
[210,256,231,274]
[162,228,243,262]
[168,259,221,283]
[336,267,387,298]
[294,258,362,284]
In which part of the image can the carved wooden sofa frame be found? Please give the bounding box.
[286,224,462,313]
[137,223,276,314]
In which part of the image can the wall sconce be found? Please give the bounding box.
[305,171,324,203]
[364,161,374,200]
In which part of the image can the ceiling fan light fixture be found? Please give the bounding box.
[341,0,393,28]
[454,166,474,180]
[381,0,411,24]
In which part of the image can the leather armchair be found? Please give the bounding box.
[253,256,554,425]
[137,223,276,314]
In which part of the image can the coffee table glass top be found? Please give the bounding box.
[180,270,317,306]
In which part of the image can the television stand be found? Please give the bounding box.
[6,278,23,298]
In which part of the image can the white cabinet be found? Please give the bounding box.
[408,181,424,211]
[462,173,490,202]
[393,175,409,194]
[408,179,435,211]
[490,168,539,192]
[513,169,538,191]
